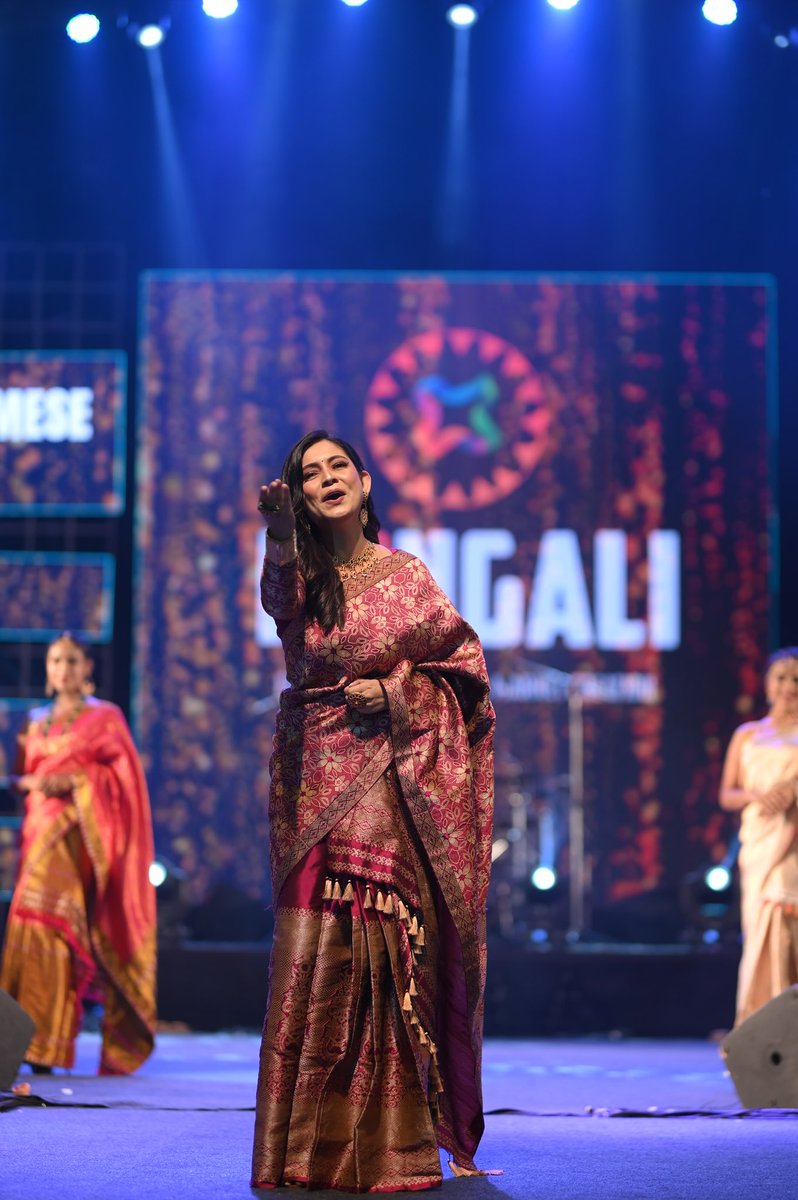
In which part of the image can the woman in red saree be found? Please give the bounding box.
[251,432,496,1193]
[0,634,156,1075]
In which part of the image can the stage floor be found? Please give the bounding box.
[2,1033,798,1199]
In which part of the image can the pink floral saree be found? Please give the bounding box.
[251,549,495,1193]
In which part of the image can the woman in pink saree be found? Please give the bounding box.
[251,432,496,1192]
[720,647,798,1025]
[0,634,157,1074]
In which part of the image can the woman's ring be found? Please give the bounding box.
[258,500,281,513]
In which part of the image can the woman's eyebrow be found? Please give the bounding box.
[303,455,348,470]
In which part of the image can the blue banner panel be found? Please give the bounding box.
[0,551,115,642]
[0,351,127,515]
[0,698,36,786]
[0,699,32,899]
[135,271,774,912]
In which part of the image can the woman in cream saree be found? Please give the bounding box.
[720,647,798,1025]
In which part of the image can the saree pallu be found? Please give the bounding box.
[0,699,157,1073]
[253,550,495,1192]
[735,733,798,1025]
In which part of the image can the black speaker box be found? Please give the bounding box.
[721,985,798,1108]
[0,988,35,1089]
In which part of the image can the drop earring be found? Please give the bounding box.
[360,493,369,528]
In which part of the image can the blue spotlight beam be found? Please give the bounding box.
[702,0,738,25]
[202,0,239,16]
[138,24,166,49]
[447,5,479,29]
[66,13,100,43]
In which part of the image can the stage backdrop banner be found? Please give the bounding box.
[0,351,127,516]
[135,272,773,915]
[0,551,115,643]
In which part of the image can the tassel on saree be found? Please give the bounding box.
[363,887,373,909]
[342,881,354,903]
[332,880,343,902]
[322,878,333,901]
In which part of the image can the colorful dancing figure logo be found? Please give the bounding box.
[364,327,550,515]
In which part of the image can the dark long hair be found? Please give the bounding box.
[282,430,381,632]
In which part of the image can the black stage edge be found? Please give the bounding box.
[156,940,739,1038]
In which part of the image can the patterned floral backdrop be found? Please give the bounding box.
[135,273,772,928]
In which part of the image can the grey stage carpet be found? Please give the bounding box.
[2,1032,798,1200]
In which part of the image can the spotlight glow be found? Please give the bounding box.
[701,0,737,25]
[203,0,238,16]
[774,34,790,49]
[704,865,732,893]
[149,861,168,888]
[547,0,581,11]
[446,5,478,28]
[341,0,369,6]
[491,837,510,863]
[137,24,165,48]
[531,865,558,892]
[66,13,100,43]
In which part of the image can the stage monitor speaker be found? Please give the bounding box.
[0,988,35,1090]
[721,985,798,1108]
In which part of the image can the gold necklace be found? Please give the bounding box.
[40,699,85,738]
[333,541,378,579]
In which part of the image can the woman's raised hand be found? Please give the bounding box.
[258,480,295,540]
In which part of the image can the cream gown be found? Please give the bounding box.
[735,725,798,1024]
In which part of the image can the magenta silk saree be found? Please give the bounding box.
[251,549,495,1193]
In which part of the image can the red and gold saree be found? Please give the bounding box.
[0,699,157,1074]
[252,549,495,1193]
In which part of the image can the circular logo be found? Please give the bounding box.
[364,327,549,515]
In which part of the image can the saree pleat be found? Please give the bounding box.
[252,771,444,1193]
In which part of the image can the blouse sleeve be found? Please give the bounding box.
[260,533,306,623]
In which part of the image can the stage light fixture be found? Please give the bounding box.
[701,0,737,25]
[137,22,167,48]
[704,864,732,893]
[491,837,510,864]
[446,5,479,28]
[149,860,168,888]
[202,0,238,16]
[66,13,100,43]
[547,0,581,11]
[530,865,558,892]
